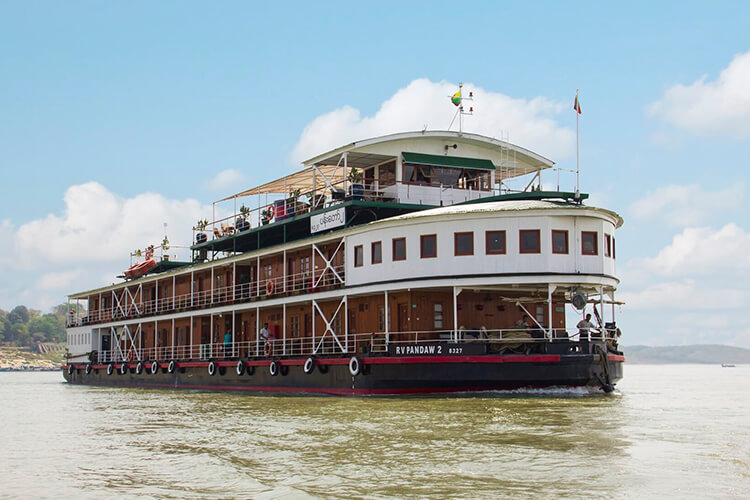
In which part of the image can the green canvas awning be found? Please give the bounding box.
[402,152,495,171]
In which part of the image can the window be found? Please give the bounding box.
[612,237,616,259]
[434,303,444,328]
[393,237,406,261]
[420,234,437,258]
[371,241,382,264]
[552,230,569,254]
[263,264,273,279]
[454,232,474,256]
[519,230,541,254]
[378,305,385,331]
[354,245,363,267]
[582,231,598,255]
[604,234,612,257]
[485,230,506,255]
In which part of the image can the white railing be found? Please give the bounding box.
[91,327,620,364]
[68,265,346,327]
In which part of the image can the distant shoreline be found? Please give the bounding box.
[621,344,750,365]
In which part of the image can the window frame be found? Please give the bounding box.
[551,229,569,255]
[420,234,437,259]
[392,237,406,261]
[519,229,541,254]
[485,230,507,255]
[604,233,612,258]
[582,231,598,256]
[454,231,474,256]
[353,244,363,267]
[371,241,382,264]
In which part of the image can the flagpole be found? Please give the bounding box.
[575,89,581,200]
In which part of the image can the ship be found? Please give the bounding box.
[63,130,625,395]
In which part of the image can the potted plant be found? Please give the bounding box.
[237,205,251,231]
[287,188,301,217]
[261,207,273,225]
[195,218,209,243]
[347,166,364,200]
[161,236,170,261]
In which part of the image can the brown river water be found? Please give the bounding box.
[0,364,748,499]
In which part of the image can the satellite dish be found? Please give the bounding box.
[570,290,588,311]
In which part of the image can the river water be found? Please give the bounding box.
[0,365,748,499]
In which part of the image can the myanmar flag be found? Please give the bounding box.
[573,90,582,114]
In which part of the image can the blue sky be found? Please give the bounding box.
[1,1,749,346]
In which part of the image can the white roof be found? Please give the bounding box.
[386,199,624,228]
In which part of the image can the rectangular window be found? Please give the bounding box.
[433,303,443,329]
[420,234,437,258]
[604,234,612,257]
[393,237,406,261]
[552,230,569,254]
[582,231,598,255]
[454,232,474,256]
[486,230,506,254]
[371,241,382,264]
[612,237,616,259]
[519,230,541,254]
[354,245,363,267]
[378,305,385,331]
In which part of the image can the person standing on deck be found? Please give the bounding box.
[223,330,232,357]
[577,314,595,341]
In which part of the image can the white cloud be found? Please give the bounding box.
[629,184,745,227]
[291,78,575,163]
[648,50,750,138]
[639,223,750,276]
[37,270,79,290]
[13,182,214,266]
[208,168,245,191]
[618,279,749,310]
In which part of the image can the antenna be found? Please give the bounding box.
[447,82,474,134]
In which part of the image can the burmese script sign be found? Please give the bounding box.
[310,207,345,233]
[389,343,486,356]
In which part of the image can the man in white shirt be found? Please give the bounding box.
[577,314,595,341]
[260,323,270,343]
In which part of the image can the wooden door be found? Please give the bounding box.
[397,303,409,342]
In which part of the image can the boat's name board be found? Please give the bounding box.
[311,207,345,233]
[389,343,486,356]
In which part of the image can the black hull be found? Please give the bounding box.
[64,342,624,396]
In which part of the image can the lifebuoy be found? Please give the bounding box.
[348,356,361,376]
[120,363,128,375]
[107,363,114,375]
[67,365,74,375]
[267,203,275,219]
[264,341,273,357]
[85,363,92,375]
[269,360,278,376]
[168,360,176,373]
[303,357,315,374]
[151,360,159,374]
[207,361,216,376]
[136,361,143,374]
[266,279,275,296]
[236,360,245,376]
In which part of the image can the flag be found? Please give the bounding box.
[573,90,582,114]
[451,91,461,107]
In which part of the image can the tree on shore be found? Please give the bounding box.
[0,304,69,348]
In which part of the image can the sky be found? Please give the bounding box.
[1,1,749,346]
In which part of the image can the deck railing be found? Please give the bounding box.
[68,265,345,327]
[91,327,620,364]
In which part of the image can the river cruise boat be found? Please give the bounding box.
[63,131,625,394]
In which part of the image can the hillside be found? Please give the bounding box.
[623,344,750,364]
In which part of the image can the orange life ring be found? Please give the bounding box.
[264,341,272,357]
[266,279,275,295]
[267,204,275,219]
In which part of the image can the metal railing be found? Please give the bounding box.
[91,327,620,363]
[68,265,346,327]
